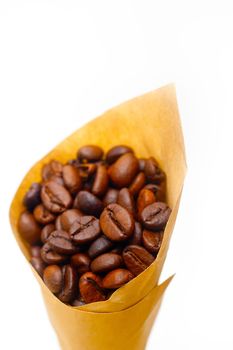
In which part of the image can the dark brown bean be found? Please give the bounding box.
[40,242,67,264]
[91,253,123,273]
[70,216,101,244]
[41,224,55,243]
[55,215,63,230]
[43,265,63,293]
[103,188,119,206]
[143,183,166,202]
[18,211,41,245]
[129,172,146,197]
[60,209,83,231]
[71,253,91,274]
[30,256,46,277]
[73,191,103,216]
[106,145,133,164]
[144,157,165,183]
[100,204,135,241]
[48,230,77,255]
[41,181,72,213]
[30,245,42,257]
[23,183,41,211]
[92,164,109,197]
[141,202,171,230]
[102,268,134,289]
[62,165,82,194]
[42,160,63,181]
[78,145,103,162]
[117,188,136,217]
[123,245,155,276]
[128,222,142,245]
[79,272,106,303]
[108,153,139,188]
[57,265,77,303]
[33,204,56,224]
[88,235,114,259]
[142,230,163,254]
[137,188,156,220]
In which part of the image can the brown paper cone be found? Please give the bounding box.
[9,84,186,349]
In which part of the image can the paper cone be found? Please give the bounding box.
[9,84,186,349]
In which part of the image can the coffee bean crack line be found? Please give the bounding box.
[107,208,128,237]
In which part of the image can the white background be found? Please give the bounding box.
[0,1,233,349]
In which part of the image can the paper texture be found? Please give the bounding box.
[9,84,186,349]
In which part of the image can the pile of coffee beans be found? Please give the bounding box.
[18,145,171,306]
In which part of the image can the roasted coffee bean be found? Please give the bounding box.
[141,202,171,230]
[30,256,46,277]
[42,160,63,181]
[60,209,83,231]
[108,153,139,188]
[100,204,135,241]
[49,175,64,186]
[137,188,156,220]
[129,172,146,197]
[18,211,41,245]
[76,163,97,179]
[138,158,147,171]
[143,183,166,202]
[102,269,133,289]
[117,188,135,217]
[106,145,133,164]
[55,215,63,229]
[123,245,155,276]
[23,183,41,211]
[103,188,119,206]
[41,181,72,214]
[62,165,82,194]
[74,191,103,216]
[78,145,103,162]
[31,245,42,257]
[43,265,63,293]
[142,230,163,254]
[41,224,55,243]
[128,222,142,245]
[70,216,101,244]
[88,235,114,259]
[41,242,67,264]
[71,253,91,274]
[33,204,56,224]
[91,253,123,273]
[57,264,77,303]
[145,157,165,183]
[48,230,77,254]
[92,164,109,197]
[79,272,106,303]
[71,298,86,306]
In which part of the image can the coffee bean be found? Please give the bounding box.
[41,242,67,264]
[102,269,133,289]
[142,230,163,254]
[143,183,166,202]
[92,164,109,197]
[108,153,139,188]
[49,175,64,186]
[55,215,63,230]
[123,245,155,276]
[79,272,106,303]
[30,245,42,257]
[62,165,82,194]
[77,145,103,162]
[18,211,41,245]
[42,160,63,181]
[137,188,156,220]
[48,230,77,255]
[43,265,63,293]
[70,216,101,244]
[145,157,165,183]
[88,235,114,259]
[41,224,55,243]
[76,163,97,179]
[117,188,135,217]
[71,298,86,306]
[103,188,119,206]
[71,253,91,274]
[23,183,41,211]
[74,191,103,216]
[57,264,77,303]
[100,203,135,241]
[106,145,133,164]
[60,209,83,231]
[91,253,123,273]
[128,222,142,245]
[33,204,56,224]
[129,172,146,197]
[138,158,147,171]
[30,256,46,277]
[41,181,72,214]
[141,202,171,230]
